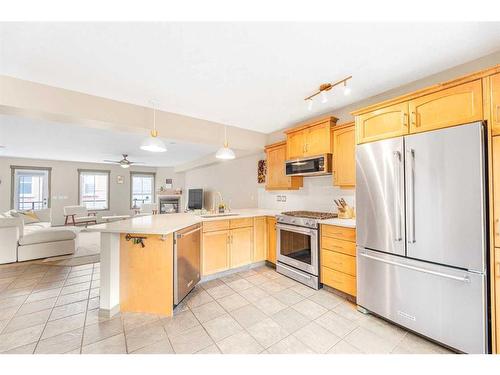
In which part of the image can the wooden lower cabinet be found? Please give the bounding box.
[321,249,356,276]
[202,229,229,276]
[321,267,357,296]
[229,226,254,268]
[267,216,277,264]
[320,224,356,297]
[253,217,267,262]
[120,233,173,315]
[202,217,270,276]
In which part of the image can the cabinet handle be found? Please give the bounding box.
[496,105,500,123]
[401,112,408,127]
[497,261,500,277]
[496,218,499,237]
[411,112,418,127]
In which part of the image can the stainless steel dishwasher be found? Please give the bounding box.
[173,223,201,305]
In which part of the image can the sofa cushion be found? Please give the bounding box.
[19,227,77,246]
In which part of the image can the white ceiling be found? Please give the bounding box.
[1,22,500,134]
[0,115,218,167]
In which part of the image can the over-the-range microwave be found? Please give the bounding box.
[285,154,332,176]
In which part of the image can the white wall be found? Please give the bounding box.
[183,153,262,210]
[0,156,183,225]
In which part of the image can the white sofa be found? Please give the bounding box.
[0,209,77,264]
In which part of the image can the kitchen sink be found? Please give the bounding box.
[200,213,240,218]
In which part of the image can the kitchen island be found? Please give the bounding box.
[88,209,281,318]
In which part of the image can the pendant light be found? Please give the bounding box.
[140,102,167,153]
[215,126,236,160]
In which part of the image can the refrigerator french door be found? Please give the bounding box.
[356,122,488,354]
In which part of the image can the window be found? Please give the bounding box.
[11,166,51,211]
[131,172,155,209]
[78,169,110,210]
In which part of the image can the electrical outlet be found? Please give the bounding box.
[281,195,287,202]
[276,195,282,202]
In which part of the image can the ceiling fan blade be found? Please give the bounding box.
[103,160,121,163]
[129,161,145,165]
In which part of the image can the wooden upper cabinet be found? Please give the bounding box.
[285,116,337,159]
[409,79,483,134]
[304,122,332,156]
[490,73,500,135]
[286,131,306,159]
[355,102,409,144]
[333,123,356,188]
[265,141,303,191]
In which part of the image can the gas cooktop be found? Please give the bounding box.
[281,211,338,220]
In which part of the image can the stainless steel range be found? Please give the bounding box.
[276,211,337,289]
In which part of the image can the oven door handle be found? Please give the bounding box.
[276,223,316,235]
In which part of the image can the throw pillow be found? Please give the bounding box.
[18,210,40,224]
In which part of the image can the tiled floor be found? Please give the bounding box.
[0,261,454,354]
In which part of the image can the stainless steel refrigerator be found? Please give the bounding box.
[356,122,488,354]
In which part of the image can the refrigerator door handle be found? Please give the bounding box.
[407,148,416,243]
[358,252,471,283]
[393,151,402,242]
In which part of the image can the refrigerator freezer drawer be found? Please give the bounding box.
[357,248,487,353]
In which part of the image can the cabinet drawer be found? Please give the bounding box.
[321,225,356,242]
[203,220,230,232]
[230,217,253,229]
[321,249,356,276]
[321,267,356,296]
[321,237,356,256]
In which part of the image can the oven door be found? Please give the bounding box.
[276,223,318,275]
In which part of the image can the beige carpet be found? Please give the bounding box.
[34,231,101,267]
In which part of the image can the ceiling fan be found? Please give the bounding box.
[103,154,144,169]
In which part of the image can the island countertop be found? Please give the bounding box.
[87,208,282,235]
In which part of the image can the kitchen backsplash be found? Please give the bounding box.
[257,175,355,213]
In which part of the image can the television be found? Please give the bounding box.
[187,188,204,210]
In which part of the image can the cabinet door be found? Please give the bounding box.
[491,73,500,136]
[333,124,356,187]
[202,230,229,276]
[356,102,409,144]
[230,227,254,268]
[493,137,500,248]
[305,123,331,156]
[267,216,277,264]
[253,217,267,262]
[409,79,483,134]
[265,143,302,191]
[287,131,305,159]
